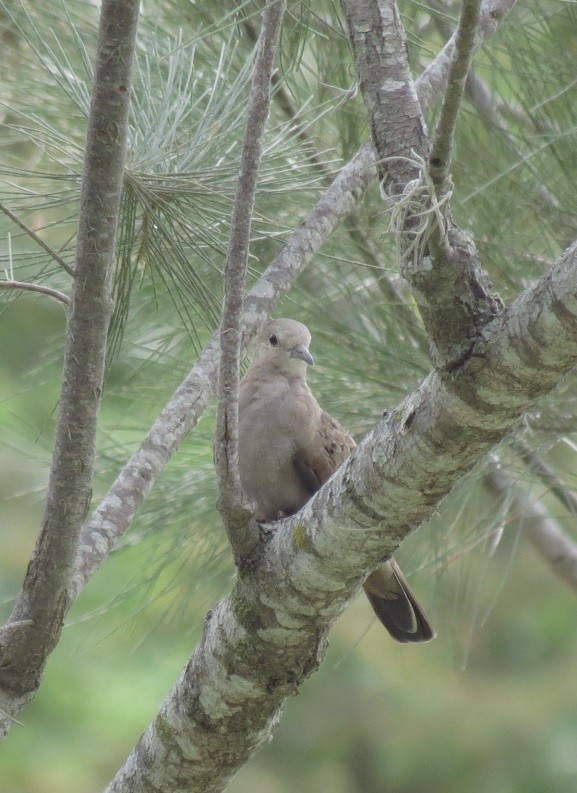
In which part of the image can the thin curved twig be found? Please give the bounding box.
[0,279,69,305]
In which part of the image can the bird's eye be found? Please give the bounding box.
[269,333,278,346]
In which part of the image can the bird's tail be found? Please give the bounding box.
[362,559,435,643]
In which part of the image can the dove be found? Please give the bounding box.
[238,318,434,643]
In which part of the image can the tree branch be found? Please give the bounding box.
[215,0,287,564]
[340,0,429,193]
[106,237,577,792]
[343,0,503,370]
[415,0,503,369]
[240,14,330,177]
[511,438,577,518]
[429,0,482,193]
[430,9,561,212]
[487,472,577,591]
[427,6,577,572]
[0,279,69,305]
[0,0,140,735]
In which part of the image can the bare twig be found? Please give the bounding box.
[241,15,330,176]
[215,0,287,564]
[0,201,74,277]
[430,7,561,212]
[429,0,482,193]
[417,0,518,113]
[0,279,69,305]
[0,0,140,737]
[524,508,577,590]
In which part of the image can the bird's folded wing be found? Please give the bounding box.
[292,409,356,495]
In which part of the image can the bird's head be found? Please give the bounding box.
[253,318,314,375]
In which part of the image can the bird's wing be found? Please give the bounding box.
[292,409,356,496]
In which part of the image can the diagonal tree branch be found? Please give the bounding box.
[106,238,577,792]
[266,0,577,601]
[215,0,287,564]
[0,0,140,737]
[285,11,577,601]
[487,471,577,591]
[511,438,577,518]
[427,0,577,587]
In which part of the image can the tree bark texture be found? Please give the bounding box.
[341,0,429,193]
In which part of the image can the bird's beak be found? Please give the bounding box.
[290,344,314,366]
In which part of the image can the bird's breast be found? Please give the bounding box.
[238,385,315,518]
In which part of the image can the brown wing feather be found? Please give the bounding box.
[292,409,356,496]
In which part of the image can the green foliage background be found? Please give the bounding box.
[2,0,577,790]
